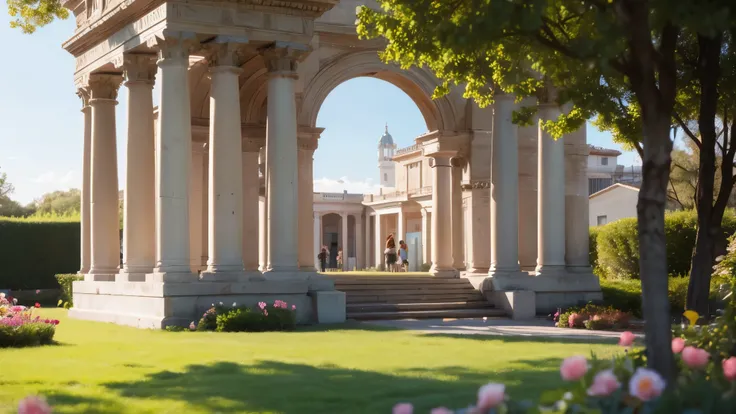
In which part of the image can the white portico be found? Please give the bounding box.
[64,0,601,328]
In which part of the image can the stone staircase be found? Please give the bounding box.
[330,275,507,320]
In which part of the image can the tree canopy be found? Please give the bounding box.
[7,0,67,34]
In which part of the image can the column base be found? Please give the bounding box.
[85,273,116,282]
[116,272,146,282]
[535,265,567,277]
[462,266,490,275]
[200,271,266,282]
[146,271,199,283]
[429,265,458,278]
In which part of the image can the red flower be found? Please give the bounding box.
[44,319,49,324]
[53,320,60,325]
[34,303,40,308]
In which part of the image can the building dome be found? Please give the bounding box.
[378,123,394,146]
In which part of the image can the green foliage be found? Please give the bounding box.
[33,189,81,216]
[596,210,736,279]
[195,301,297,333]
[0,217,80,289]
[555,303,631,330]
[0,322,56,348]
[6,0,68,34]
[54,274,82,306]
[588,226,601,272]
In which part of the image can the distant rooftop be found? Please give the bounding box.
[589,145,622,157]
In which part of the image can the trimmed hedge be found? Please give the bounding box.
[0,218,80,289]
[55,274,83,306]
[594,210,736,279]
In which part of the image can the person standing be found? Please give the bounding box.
[399,240,408,272]
[336,248,343,271]
[318,246,328,272]
[385,233,397,272]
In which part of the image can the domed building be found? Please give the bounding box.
[378,124,397,189]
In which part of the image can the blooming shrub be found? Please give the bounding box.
[0,293,58,348]
[392,333,736,413]
[193,300,297,333]
[556,304,631,331]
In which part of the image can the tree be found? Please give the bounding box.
[6,0,67,34]
[33,189,81,216]
[357,0,735,380]
[0,166,14,199]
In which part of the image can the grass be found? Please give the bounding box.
[0,309,619,413]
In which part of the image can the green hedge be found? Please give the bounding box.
[55,274,83,306]
[594,210,736,279]
[0,218,80,289]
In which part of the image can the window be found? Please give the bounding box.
[597,215,608,226]
[588,178,613,195]
[601,157,609,166]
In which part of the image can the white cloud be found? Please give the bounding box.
[33,170,74,185]
[313,176,381,195]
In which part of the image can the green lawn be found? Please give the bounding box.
[0,309,619,413]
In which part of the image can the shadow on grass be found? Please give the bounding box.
[44,359,561,413]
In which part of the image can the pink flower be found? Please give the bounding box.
[35,290,40,294]
[430,408,453,414]
[477,383,505,409]
[189,321,196,331]
[587,369,621,396]
[568,313,579,328]
[560,355,588,381]
[682,346,710,369]
[671,337,685,354]
[393,403,413,414]
[722,357,736,381]
[618,331,635,347]
[629,368,666,401]
[264,310,268,317]
[34,303,40,309]
[18,396,51,414]
[11,306,24,312]
[258,302,266,310]
[292,305,296,310]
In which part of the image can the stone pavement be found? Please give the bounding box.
[363,317,644,342]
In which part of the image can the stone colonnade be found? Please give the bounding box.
[77,39,318,287]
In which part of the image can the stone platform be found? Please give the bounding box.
[70,274,346,329]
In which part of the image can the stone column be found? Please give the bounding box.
[489,94,525,279]
[341,212,349,270]
[536,104,566,276]
[356,214,363,269]
[463,185,490,274]
[365,214,372,268]
[200,146,209,269]
[262,44,307,278]
[397,210,405,244]
[298,136,317,272]
[517,104,539,271]
[565,126,591,271]
[421,209,431,267]
[119,55,157,281]
[77,88,91,275]
[259,193,268,272]
[314,212,322,270]
[189,144,205,273]
[451,158,465,270]
[87,73,123,281]
[429,154,457,278]
[202,42,246,281]
[374,214,383,270]
[242,142,261,274]
[150,33,198,282]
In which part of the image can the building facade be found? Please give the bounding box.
[64,0,601,328]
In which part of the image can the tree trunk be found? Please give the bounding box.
[637,113,675,383]
[686,33,722,317]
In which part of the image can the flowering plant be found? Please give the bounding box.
[392,332,736,413]
[0,293,58,348]
[191,299,297,333]
[557,304,632,331]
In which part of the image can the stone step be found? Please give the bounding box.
[347,301,494,313]
[346,308,507,321]
[332,277,470,285]
[346,293,485,304]
[335,284,477,292]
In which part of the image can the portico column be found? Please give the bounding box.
[150,33,198,281]
[341,212,349,270]
[262,44,307,278]
[77,88,91,275]
[298,136,318,272]
[356,214,363,269]
[242,141,261,274]
[314,212,322,270]
[259,192,268,272]
[429,154,457,278]
[189,144,205,273]
[451,158,465,270]
[489,94,525,278]
[537,104,566,276]
[87,73,123,281]
[119,55,157,281]
[421,209,431,267]
[565,127,592,271]
[397,209,405,244]
[365,214,372,268]
[374,214,383,270]
[202,42,246,280]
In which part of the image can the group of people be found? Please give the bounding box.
[317,246,342,272]
[384,233,409,272]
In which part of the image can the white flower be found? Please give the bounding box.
[0,292,5,298]
[563,392,573,401]
[232,302,237,307]
[629,368,666,401]
[219,302,223,306]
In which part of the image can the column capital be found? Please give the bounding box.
[76,87,90,111]
[123,53,157,85]
[150,30,198,65]
[450,157,466,168]
[261,42,310,77]
[87,73,123,101]
[428,154,454,168]
[205,37,249,68]
[298,135,318,151]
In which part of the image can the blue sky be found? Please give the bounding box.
[0,14,638,204]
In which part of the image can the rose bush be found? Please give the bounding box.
[555,304,632,331]
[191,300,297,333]
[0,293,58,348]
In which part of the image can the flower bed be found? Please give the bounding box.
[393,332,736,413]
[554,304,632,331]
[191,300,297,332]
[0,293,59,348]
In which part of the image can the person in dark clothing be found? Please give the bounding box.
[318,246,328,272]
